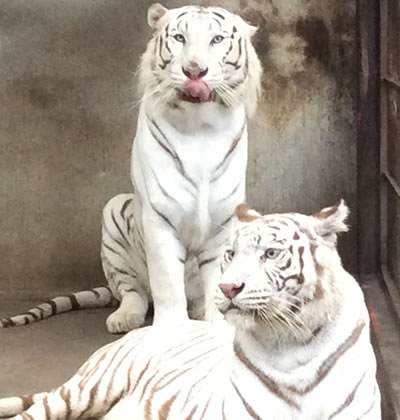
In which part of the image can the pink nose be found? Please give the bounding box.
[182,67,208,80]
[219,283,245,299]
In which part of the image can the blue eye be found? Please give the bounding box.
[174,34,185,43]
[224,249,235,262]
[263,249,281,260]
[211,35,224,45]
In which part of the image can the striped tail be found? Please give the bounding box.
[0,287,116,328]
[0,393,47,418]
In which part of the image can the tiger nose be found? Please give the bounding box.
[219,283,245,299]
[182,63,208,80]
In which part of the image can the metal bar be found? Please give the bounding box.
[382,75,400,90]
[357,0,381,275]
[380,0,389,269]
[382,169,400,198]
[380,0,388,76]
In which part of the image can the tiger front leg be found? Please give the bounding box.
[197,243,225,322]
[101,194,149,333]
[142,209,188,325]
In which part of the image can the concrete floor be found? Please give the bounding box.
[0,299,118,397]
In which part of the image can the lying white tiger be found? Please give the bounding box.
[0,202,381,420]
[0,3,262,333]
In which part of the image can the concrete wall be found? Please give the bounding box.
[0,0,356,298]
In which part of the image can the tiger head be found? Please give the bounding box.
[139,3,262,116]
[215,201,350,340]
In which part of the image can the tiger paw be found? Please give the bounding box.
[106,308,145,334]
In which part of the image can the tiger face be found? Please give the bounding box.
[140,3,262,115]
[215,201,349,333]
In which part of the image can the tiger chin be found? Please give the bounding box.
[0,202,381,420]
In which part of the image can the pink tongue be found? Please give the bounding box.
[183,79,212,102]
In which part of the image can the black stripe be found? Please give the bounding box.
[227,73,248,91]
[68,294,80,310]
[123,287,137,294]
[212,121,246,182]
[355,385,377,419]
[212,17,222,29]
[102,240,121,256]
[149,165,180,205]
[221,214,234,228]
[215,214,235,236]
[328,370,367,419]
[149,202,177,231]
[45,300,58,315]
[218,179,242,203]
[120,198,133,219]
[148,120,177,160]
[177,11,188,19]
[158,34,171,70]
[199,256,218,269]
[126,215,132,235]
[165,40,171,54]
[27,310,39,321]
[60,386,72,420]
[37,306,46,319]
[212,11,225,20]
[231,380,262,419]
[0,317,16,327]
[226,37,242,69]
[91,289,101,298]
[103,222,126,251]
[111,209,130,246]
[113,266,136,277]
[234,342,301,409]
[223,39,234,62]
[148,117,197,189]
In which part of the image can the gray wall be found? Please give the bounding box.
[0,0,356,298]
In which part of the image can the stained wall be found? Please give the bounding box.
[0,0,356,297]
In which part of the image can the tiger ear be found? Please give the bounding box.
[246,24,258,38]
[312,200,349,244]
[148,3,168,30]
[235,203,262,222]
[237,16,258,38]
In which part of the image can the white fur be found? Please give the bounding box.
[101,4,262,332]
[0,204,380,420]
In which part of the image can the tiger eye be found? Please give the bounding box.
[174,34,185,43]
[224,249,235,262]
[211,35,224,45]
[263,248,280,260]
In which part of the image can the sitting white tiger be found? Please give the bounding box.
[0,202,381,420]
[101,3,262,333]
[0,3,262,334]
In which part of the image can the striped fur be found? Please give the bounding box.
[0,4,262,334]
[0,287,115,328]
[101,4,262,333]
[0,203,381,419]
